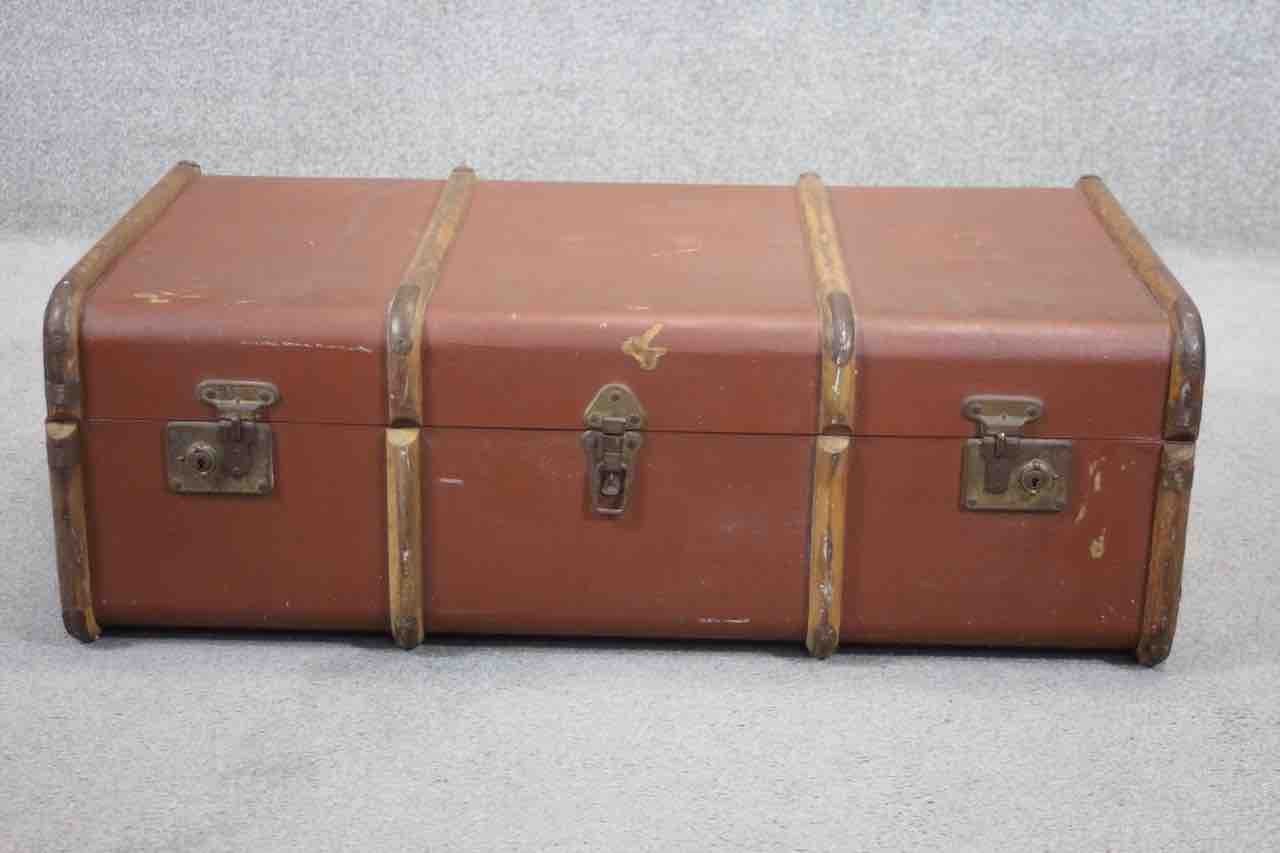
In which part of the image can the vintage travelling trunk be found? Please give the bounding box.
[43,163,1203,663]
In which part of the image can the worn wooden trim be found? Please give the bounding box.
[797,172,857,434]
[1077,176,1206,441]
[44,162,202,421]
[45,422,100,642]
[797,174,857,659]
[806,435,851,658]
[1136,442,1195,666]
[386,428,425,649]
[386,166,477,426]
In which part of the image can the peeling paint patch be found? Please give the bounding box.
[621,322,669,370]
[650,239,701,258]
[438,477,464,486]
[240,338,373,354]
[1074,503,1088,525]
[133,289,205,304]
[132,290,175,304]
[698,617,751,625]
[1090,528,1108,559]
[1088,457,1106,493]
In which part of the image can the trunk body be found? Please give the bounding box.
[45,166,1202,662]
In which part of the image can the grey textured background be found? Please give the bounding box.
[3,3,1280,851]
[1,1,1278,246]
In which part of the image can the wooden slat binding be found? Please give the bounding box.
[1137,443,1196,666]
[44,161,201,421]
[1077,176,1206,441]
[806,435,851,658]
[797,172,857,433]
[796,173,858,659]
[42,162,200,642]
[386,428,425,649]
[386,165,477,426]
[46,422,99,642]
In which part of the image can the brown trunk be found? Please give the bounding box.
[47,164,1201,662]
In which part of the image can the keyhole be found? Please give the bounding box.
[192,450,214,474]
[600,470,623,497]
[183,442,220,478]
[1016,460,1053,495]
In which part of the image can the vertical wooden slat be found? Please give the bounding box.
[386,428,425,649]
[386,166,477,426]
[797,172,857,433]
[806,435,851,658]
[1137,443,1195,666]
[44,161,201,422]
[382,166,477,648]
[1077,176,1206,441]
[46,422,100,642]
[43,162,199,643]
[1078,178,1202,665]
[797,173,858,658]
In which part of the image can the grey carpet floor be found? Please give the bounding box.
[1,235,1278,851]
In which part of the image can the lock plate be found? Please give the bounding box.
[166,421,275,495]
[961,438,1071,512]
[166,380,279,496]
[960,395,1071,512]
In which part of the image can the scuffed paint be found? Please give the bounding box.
[240,338,373,354]
[132,289,205,304]
[1090,528,1108,559]
[621,322,669,370]
[649,238,701,258]
[1088,457,1106,493]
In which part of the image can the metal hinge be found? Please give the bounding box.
[960,395,1071,512]
[166,380,280,495]
[581,383,646,517]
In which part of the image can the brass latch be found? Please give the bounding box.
[581,383,646,517]
[961,395,1071,512]
[166,380,280,495]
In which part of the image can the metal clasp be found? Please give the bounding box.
[961,395,1071,512]
[166,380,280,495]
[581,383,646,517]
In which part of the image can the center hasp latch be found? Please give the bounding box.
[582,383,646,517]
[961,395,1071,512]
